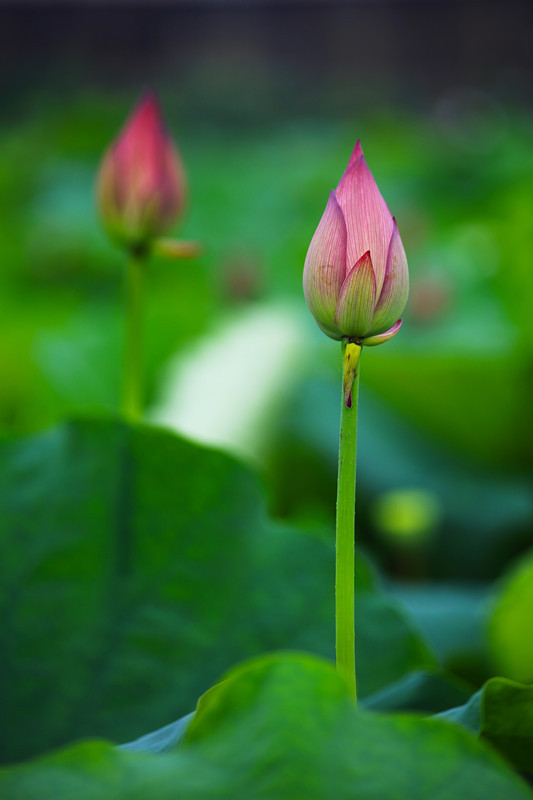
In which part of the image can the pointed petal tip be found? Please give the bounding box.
[335,251,377,337]
[350,249,374,276]
[337,141,365,189]
[347,249,375,280]
[354,141,366,164]
[127,91,166,136]
[133,91,159,117]
[348,139,364,167]
[362,319,403,347]
[335,151,394,296]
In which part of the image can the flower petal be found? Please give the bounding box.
[368,219,409,335]
[362,319,402,346]
[336,152,394,296]
[303,191,347,339]
[339,139,364,180]
[335,251,377,337]
[97,93,186,247]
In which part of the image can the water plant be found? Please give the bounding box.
[97,93,197,419]
[303,140,409,700]
[2,98,533,799]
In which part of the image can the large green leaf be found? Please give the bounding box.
[1,654,531,800]
[0,418,434,762]
[120,668,472,755]
[439,677,533,773]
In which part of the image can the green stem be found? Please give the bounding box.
[335,340,361,703]
[122,251,144,421]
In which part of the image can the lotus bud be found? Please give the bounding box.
[96,93,186,251]
[303,141,408,346]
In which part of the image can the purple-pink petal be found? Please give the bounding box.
[362,318,403,347]
[336,154,394,296]
[97,93,186,246]
[334,251,377,337]
[369,219,409,336]
[338,139,364,182]
[303,191,347,339]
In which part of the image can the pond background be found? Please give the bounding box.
[1,0,533,646]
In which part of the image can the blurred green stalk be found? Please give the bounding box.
[335,341,361,703]
[122,252,143,421]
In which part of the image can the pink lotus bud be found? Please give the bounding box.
[96,93,186,250]
[303,142,408,345]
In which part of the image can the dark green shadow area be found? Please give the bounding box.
[0,417,434,763]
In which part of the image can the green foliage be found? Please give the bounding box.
[489,552,533,683]
[0,418,434,763]
[1,655,531,800]
[277,375,533,579]
[121,669,473,753]
[2,95,533,794]
[2,100,533,482]
[439,677,533,773]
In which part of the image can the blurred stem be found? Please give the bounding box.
[336,340,361,703]
[122,251,144,421]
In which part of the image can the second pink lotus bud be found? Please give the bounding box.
[96,94,187,251]
[303,141,408,346]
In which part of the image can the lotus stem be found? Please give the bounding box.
[122,251,143,421]
[335,339,361,702]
